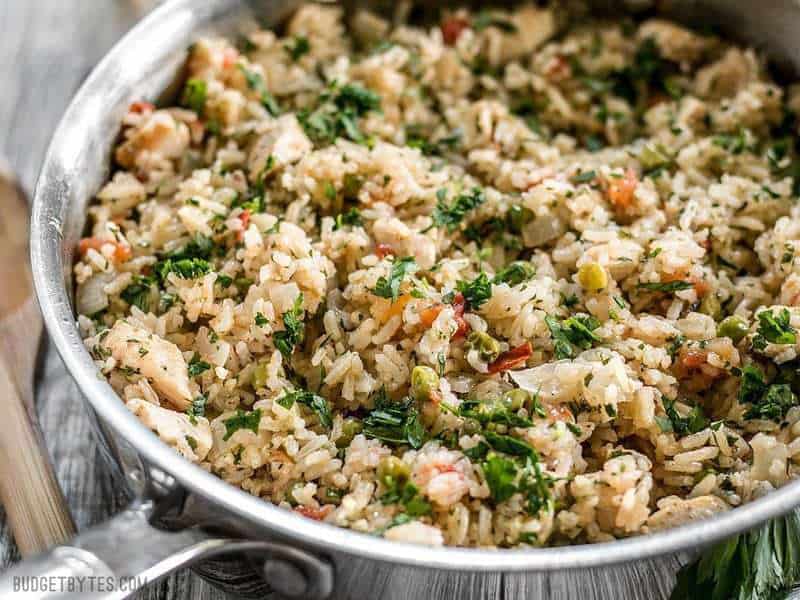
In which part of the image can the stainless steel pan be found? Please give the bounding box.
[6,1,800,598]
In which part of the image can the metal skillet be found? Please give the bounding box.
[7,0,800,598]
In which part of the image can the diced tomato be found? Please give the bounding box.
[236,209,251,242]
[441,16,469,45]
[606,168,638,209]
[129,101,155,114]
[78,237,132,263]
[222,47,239,70]
[376,243,395,259]
[294,505,333,521]
[451,293,470,339]
[488,342,533,374]
[420,304,444,327]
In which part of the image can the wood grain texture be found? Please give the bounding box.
[0,2,688,598]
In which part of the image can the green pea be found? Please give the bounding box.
[467,331,501,363]
[578,262,608,292]
[377,456,410,487]
[502,389,530,411]
[463,418,481,435]
[411,365,440,402]
[699,294,722,321]
[717,315,749,343]
[336,418,363,449]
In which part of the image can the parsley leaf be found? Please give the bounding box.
[120,276,156,312]
[483,453,518,503]
[372,257,417,302]
[222,408,262,440]
[658,397,707,435]
[187,353,211,378]
[186,394,207,425]
[430,187,486,232]
[456,398,534,428]
[362,390,424,449]
[297,83,381,146]
[738,364,799,421]
[492,261,536,286]
[333,207,363,230]
[284,35,310,61]
[273,294,305,359]
[379,469,431,517]
[545,314,602,359]
[277,388,332,428]
[753,308,797,349]
[672,509,800,600]
[457,272,492,309]
[638,280,694,293]
[155,258,211,280]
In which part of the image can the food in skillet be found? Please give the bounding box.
[74,2,800,547]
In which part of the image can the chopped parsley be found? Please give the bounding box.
[405,124,462,156]
[187,353,211,378]
[753,308,797,350]
[284,35,310,61]
[456,272,492,309]
[362,390,424,449]
[273,294,305,359]
[570,170,596,184]
[429,187,486,232]
[637,280,694,293]
[372,257,417,302]
[379,469,431,517]
[333,207,363,230]
[738,364,798,421]
[655,397,707,435]
[297,83,381,145]
[222,408,262,440]
[492,261,536,287]
[276,388,332,428]
[545,314,601,360]
[186,394,207,425]
[120,276,156,312]
[155,258,211,280]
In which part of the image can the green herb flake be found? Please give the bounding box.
[372,257,418,302]
[273,294,305,359]
[222,408,262,440]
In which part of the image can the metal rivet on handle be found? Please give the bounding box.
[263,557,309,598]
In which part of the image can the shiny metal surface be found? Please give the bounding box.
[18,0,800,596]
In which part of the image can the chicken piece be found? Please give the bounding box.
[127,398,212,462]
[102,320,193,410]
[695,48,754,99]
[247,114,312,182]
[115,110,191,169]
[647,495,729,531]
[372,217,436,269]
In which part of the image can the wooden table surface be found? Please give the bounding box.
[0,2,689,598]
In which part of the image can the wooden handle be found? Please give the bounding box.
[0,357,75,556]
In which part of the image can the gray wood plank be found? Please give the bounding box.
[0,2,686,598]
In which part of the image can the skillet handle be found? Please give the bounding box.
[0,499,334,599]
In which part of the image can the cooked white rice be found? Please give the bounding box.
[74,2,800,548]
